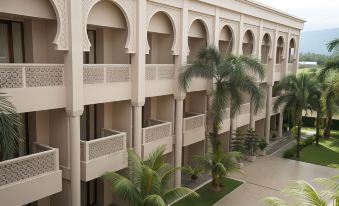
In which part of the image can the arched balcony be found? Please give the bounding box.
[83,1,132,104]
[276,36,285,64]
[261,33,271,64]
[288,38,297,75]
[219,25,233,56]
[145,12,176,97]
[242,30,254,55]
[188,20,207,63]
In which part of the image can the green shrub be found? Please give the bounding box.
[283,136,315,158]
[283,146,297,158]
[259,139,268,151]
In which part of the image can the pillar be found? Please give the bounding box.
[265,85,273,143]
[249,103,255,130]
[133,105,143,157]
[68,114,81,206]
[174,99,184,187]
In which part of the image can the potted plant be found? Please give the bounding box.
[271,130,278,141]
[183,166,203,180]
[231,130,246,168]
[244,129,260,162]
[258,139,268,156]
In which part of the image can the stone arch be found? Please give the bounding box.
[187,19,209,62]
[242,29,255,55]
[276,36,285,63]
[82,0,134,53]
[49,0,68,50]
[219,25,235,56]
[261,33,272,63]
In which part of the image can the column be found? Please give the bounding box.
[265,85,272,143]
[131,0,146,157]
[174,98,184,187]
[249,103,255,130]
[133,105,143,156]
[64,0,83,205]
[68,114,82,206]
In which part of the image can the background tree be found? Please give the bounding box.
[179,46,265,152]
[103,146,198,206]
[0,94,23,161]
[273,73,316,158]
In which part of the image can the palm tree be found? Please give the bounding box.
[273,73,317,158]
[194,150,241,191]
[103,146,198,206]
[0,93,23,161]
[307,74,323,144]
[178,46,265,152]
[321,72,339,139]
[263,176,339,206]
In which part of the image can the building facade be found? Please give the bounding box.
[0,0,304,205]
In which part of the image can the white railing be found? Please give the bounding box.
[287,63,294,74]
[222,108,230,120]
[0,143,59,187]
[0,63,64,89]
[142,120,172,144]
[275,64,282,72]
[184,113,205,131]
[83,64,131,84]
[240,103,250,114]
[145,64,175,80]
[80,129,126,162]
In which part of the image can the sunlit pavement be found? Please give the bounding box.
[215,156,338,206]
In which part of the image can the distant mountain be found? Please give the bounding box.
[300,28,339,55]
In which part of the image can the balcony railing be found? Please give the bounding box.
[142,119,173,158]
[240,103,250,114]
[184,113,205,132]
[275,64,282,73]
[0,64,64,89]
[80,129,126,162]
[0,143,61,205]
[145,64,175,80]
[80,129,127,181]
[0,143,59,187]
[183,113,206,146]
[287,63,294,74]
[83,64,131,84]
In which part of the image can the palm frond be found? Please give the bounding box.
[327,38,339,52]
[162,187,199,204]
[103,172,142,206]
[146,145,166,172]
[262,197,290,206]
[143,194,166,206]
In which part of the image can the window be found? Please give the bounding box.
[0,20,24,63]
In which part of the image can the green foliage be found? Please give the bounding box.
[259,139,268,151]
[182,166,203,180]
[103,146,198,206]
[194,150,241,190]
[263,176,339,206]
[244,129,260,156]
[283,136,315,158]
[299,52,331,65]
[271,130,278,140]
[231,130,246,154]
[173,178,243,206]
[0,94,23,160]
[178,46,265,152]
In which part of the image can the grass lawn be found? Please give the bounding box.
[292,137,339,167]
[172,178,243,206]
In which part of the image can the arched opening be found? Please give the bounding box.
[276,36,284,64]
[146,12,174,64]
[261,33,271,64]
[188,19,207,63]
[86,0,129,64]
[242,30,254,55]
[219,25,233,56]
[288,38,296,63]
[0,0,63,63]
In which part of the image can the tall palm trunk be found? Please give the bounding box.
[296,112,302,159]
[323,112,332,139]
[315,110,321,145]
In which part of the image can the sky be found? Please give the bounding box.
[254,0,339,32]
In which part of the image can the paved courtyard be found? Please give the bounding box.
[215,156,338,206]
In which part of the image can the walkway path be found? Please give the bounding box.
[215,156,338,206]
